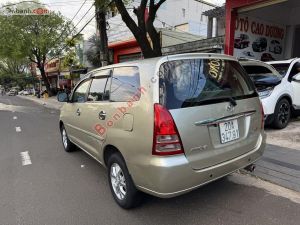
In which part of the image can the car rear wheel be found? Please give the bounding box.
[272,99,291,129]
[107,152,142,209]
[60,125,76,152]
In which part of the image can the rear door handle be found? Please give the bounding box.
[76,108,81,116]
[99,111,106,120]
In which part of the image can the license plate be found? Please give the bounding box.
[219,119,240,144]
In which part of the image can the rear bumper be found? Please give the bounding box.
[135,133,266,198]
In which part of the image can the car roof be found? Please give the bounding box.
[88,53,237,75]
[267,58,298,64]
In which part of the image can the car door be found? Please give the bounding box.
[63,78,91,150]
[288,62,300,109]
[76,70,112,160]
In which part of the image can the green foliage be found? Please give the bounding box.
[0,11,74,63]
[0,1,75,93]
[63,50,79,68]
[65,38,77,48]
[0,72,38,89]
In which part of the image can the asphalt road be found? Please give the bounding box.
[0,95,300,225]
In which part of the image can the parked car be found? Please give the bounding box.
[252,37,267,52]
[240,58,300,129]
[23,90,30,95]
[57,53,266,208]
[261,53,275,62]
[8,90,17,96]
[18,90,29,95]
[269,58,300,116]
[269,40,282,54]
[234,34,250,49]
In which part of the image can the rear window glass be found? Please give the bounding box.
[270,63,290,76]
[159,59,256,109]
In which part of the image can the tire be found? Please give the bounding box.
[60,124,76,152]
[107,152,142,209]
[272,98,291,129]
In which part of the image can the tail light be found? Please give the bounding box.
[153,104,184,156]
[260,101,265,129]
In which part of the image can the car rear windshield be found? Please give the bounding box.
[159,58,256,109]
[270,63,290,76]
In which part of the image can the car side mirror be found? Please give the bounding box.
[57,92,69,102]
[292,74,300,82]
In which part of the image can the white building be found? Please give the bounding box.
[107,0,219,43]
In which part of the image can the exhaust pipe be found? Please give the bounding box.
[244,164,256,172]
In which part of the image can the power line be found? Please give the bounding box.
[70,0,88,23]
[45,1,94,7]
[71,4,94,34]
[47,14,96,62]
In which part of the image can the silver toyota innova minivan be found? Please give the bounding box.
[58,53,266,209]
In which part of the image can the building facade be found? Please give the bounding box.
[225,0,300,61]
[107,0,219,63]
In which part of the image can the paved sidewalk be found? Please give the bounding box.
[17,95,63,110]
[251,144,300,192]
[265,118,300,150]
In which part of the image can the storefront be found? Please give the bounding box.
[225,0,300,61]
[108,39,142,64]
[45,58,60,91]
[108,29,205,63]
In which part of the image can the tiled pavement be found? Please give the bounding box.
[253,144,300,192]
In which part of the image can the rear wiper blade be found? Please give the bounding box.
[227,97,237,106]
[212,97,237,106]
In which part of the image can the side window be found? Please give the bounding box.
[72,80,91,103]
[88,78,110,101]
[110,67,141,102]
[289,63,300,80]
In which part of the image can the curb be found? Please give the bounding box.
[17,95,63,110]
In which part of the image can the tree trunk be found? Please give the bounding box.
[146,22,162,56]
[114,0,165,59]
[38,64,53,97]
[96,6,109,67]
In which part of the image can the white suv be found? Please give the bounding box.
[240,58,300,129]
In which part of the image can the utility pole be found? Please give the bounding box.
[95,3,109,67]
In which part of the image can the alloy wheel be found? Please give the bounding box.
[62,129,68,149]
[278,103,290,126]
[110,163,127,200]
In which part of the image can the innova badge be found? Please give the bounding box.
[226,103,235,112]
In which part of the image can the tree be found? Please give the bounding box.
[94,0,165,60]
[85,34,102,68]
[0,2,75,96]
[114,0,166,58]
[95,0,110,66]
